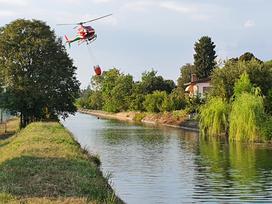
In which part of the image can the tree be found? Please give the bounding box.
[140,70,175,94]
[199,97,229,137]
[193,36,217,78]
[100,68,121,112]
[239,52,262,62]
[177,63,196,89]
[110,74,133,112]
[233,72,253,98]
[210,59,272,101]
[128,82,145,111]
[0,19,80,127]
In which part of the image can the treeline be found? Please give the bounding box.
[77,69,191,113]
[77,36,217,114]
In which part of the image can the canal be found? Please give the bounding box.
[62,112,272,203]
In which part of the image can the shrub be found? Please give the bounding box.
[133,112,146,122]
[143,91,167,113]
[172,109,189,120]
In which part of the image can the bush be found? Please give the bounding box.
[143,91,167,113]
[133,112,146,122]
[173,109,189,120]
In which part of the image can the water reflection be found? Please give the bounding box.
[62,113,272,203]
[194,140,272,202]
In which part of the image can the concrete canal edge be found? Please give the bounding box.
[78,109,199,132]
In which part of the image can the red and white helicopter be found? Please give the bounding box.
[58,14,112,47]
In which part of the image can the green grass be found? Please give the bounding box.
[133,112,146,122]
[0,122,122,204]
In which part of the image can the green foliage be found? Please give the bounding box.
[101,69,121,112]
[194,36,217,78]
[264,89,272,114]
[239,52,262,62]
[260,116,272,140]
[211,59,272,101]
[110,74,133,112]
[88,91,103,110]
[77,68,180,113]
[133,112,146,122]
[0,19,80,127]
[161,88,186,112]
[140,70,175,94]
[170,88,187,110]
[143,91,167,113]
[129,93,145,111]
[177,63,196,89]
[186,94,202,113]
[172,109,189,120]
[199,97,229,137]
[233,72,253,98]
[229,93,264,142]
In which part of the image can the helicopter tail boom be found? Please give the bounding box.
[64,35,71,47]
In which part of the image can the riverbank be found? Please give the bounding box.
[0,120,123,204]
[79,109,199,132]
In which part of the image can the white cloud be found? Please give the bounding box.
[122,1,155,12]
[92,0,112,3]
[0,0,29,6]
[159,1,197,14]
[0,10,16,17]
[244,20,255,28]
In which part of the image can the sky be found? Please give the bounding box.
[0,0,272,88]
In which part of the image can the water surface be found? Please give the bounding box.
[62,113,272,203]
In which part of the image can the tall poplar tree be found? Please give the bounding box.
[193,36,217,78]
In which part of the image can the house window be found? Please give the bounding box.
[203,87,211,94]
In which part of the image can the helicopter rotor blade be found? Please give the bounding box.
[80,14,113,24]
[57,14,113,27]
[57,23,78,26]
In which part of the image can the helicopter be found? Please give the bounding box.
[57,14,112,46]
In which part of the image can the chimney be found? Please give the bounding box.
[191,74,197,82]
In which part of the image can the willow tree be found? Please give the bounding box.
[229,93,264,142]
[229,73,265,142]
[199,97,229,137]
[0,19,80,128]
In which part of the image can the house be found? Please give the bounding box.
[184,74,211,98]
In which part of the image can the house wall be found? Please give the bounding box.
[197,82,211,97]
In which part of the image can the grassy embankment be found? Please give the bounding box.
[0,119,122,204]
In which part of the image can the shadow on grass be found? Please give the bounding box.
[0,156,120,203]
[0,132,15,140]
[0,141,10,148]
